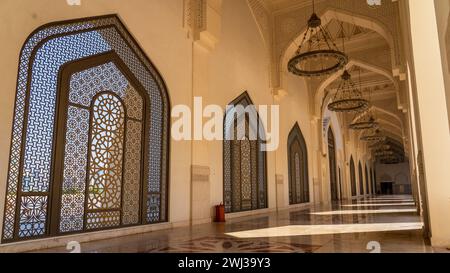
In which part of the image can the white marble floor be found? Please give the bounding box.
[33,195,450,253]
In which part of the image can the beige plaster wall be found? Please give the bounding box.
[434,0,450,130]
[276,72,312,208]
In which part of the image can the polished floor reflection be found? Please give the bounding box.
[34,195,449,253]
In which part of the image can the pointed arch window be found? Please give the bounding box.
[288,123,309,204]
[350,156,357,197]
[328,128,338,201]
[365,165,370,196]
[371,168,377,195]
[358,161,364,195]
[2,15,170,242]
[223,92,267,213]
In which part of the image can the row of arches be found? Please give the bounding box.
[326,127,376,201]
[223,92,310,213]
[349,156,376,197]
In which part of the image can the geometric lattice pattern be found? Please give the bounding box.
[59,62,145,233]
[3,15,170,242]
[86,211,121,230]
[87,93,125,211]
[223,92,267,213]
[122,120,142,226]
[60,106,90,233]
[288,123,309,205]
[295,154,301,200]
[19,196,48,238]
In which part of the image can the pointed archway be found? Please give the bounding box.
[328,127,338,201]
[288,123,309,204]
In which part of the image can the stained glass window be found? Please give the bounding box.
[350,156,357,197]
[288,123,309,205]
[2,15,170,242]
[223,92,267,213]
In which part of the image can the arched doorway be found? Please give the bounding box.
[223,92,267,213]
[338,167,343,200]
[370,167,376,196]
[365,165,370,195]
[350,156,357,197]
[328,128,338,201]
[287,123,309,204]
[2,15,170,242]
[358,162,364,196]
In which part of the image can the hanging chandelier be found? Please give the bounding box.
[350,86,377,129]
[374,150,394,157]
[360,128,386,142]
[379,155,401,165]
[349,110,379,130]
[287,0,348,77]
[328,69,370,112]
[369,140,390,150]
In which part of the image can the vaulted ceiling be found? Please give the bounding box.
[247,0,408,159]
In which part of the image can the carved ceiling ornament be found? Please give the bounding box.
[183,0,207,40]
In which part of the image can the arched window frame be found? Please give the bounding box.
[287,123,309,205]
[365,164,370,195]
[327,127,338,201]
[223,92,267,213]
[358,161,364,196]
[2,15,170,243]
[350,156,357,197]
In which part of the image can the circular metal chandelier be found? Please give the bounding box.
[287,1,348,78]
[369,139,390,150]
[374,150,394,157]
[349,111,379,130]
[361,128,386,142]
[328,70,370,113]
[379,155,401,165]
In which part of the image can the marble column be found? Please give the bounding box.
[408,0,450,247]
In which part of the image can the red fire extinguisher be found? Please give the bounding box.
[215,203,225,222]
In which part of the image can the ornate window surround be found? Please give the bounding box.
[223,92,268,213]
[2,15,170,243]
[287,122,309,205]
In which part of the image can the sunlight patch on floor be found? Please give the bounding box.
[370,197,413,200]
[357,199,414,203]
[226,222,424,238]
[310,209,417,215]
[342,203,415,207]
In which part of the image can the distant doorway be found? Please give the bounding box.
[380,182,394,195]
